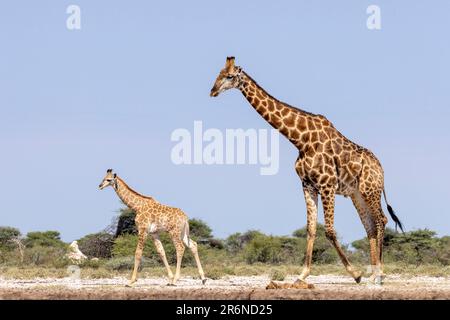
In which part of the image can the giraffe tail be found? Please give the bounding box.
[383,188,404,233]
[181,220,190,247]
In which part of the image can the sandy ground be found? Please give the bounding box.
[0,275,449,300]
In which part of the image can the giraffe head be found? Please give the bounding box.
[210,56,242,97]
[99,169,117,190]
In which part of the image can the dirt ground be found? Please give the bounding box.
[0,274,449,300]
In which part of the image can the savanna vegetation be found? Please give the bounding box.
[0,208,449,280]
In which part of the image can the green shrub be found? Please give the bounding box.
[115,208,137,237]
[351,228,449,266]
[225,230,265,252]
[206,238,225,249]
[79,258,103,269]
[104,256,154,271]
[293,224,339,264]
[23,246,69,267]
[25,231,66,248]
[244,234,284,264]
[204,266,226,280]
[77,232,114,259]
[112,233,153,257]
[189,219,213,239]
[438,236,450,265]
[0,227,21,251]
[270,269,286,281]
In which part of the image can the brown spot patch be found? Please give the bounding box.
[313,142,323,152]
[324,141,333,153]
[319,175,329,185]
[284,113,297,127]
[307,117,316,130]
[301,132,310,143]
[280,126,290,136]
[256,90,264,100]
[291,130,300,140]
[332,141,342,154]
[313,118,323,129]
[298,118,307,131]
[322,118,331,127]
[271,115,282,127]
[319,131,328,143]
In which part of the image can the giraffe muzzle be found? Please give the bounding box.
[210,88,219,97]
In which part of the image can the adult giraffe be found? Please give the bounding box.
[210,57,403,285]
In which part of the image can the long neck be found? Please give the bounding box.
[238,71,315,149]
[113,177,148,211]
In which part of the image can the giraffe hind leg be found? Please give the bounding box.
[181,221,206,284]
[360,189,387,284]
[369,196,387,284]
[186,238,207,284]
[351,191,381,283]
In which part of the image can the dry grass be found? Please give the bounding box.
[1,263,449,280]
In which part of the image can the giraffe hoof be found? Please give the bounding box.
[202,279,207,285]
[374,276,382,285]
[369,274,385,285]
[167,283,176,287]
[374,275,385,285]
[354,274,362,284]
[125,282,135,288]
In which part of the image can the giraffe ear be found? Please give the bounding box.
[225,56,235,71]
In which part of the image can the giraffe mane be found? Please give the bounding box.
[242,71,317,117]
[116,176,156,202]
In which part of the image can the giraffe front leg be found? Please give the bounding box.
[171,239,185,285]
[127,231,147,287]
[298,185,318,281]
[322,189,362,283]
[151,233,174,283]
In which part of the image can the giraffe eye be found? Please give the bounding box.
[106,179,112,182]
[226,75,234,80]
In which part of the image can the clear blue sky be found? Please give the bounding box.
[1,1,449,243]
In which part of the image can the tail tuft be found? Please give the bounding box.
[386,204,404,233]
[383,188,405,233]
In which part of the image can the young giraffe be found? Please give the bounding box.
[210,57,404,285]
[99,169,206,286]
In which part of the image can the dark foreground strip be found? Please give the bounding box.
[0,299,446,319]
